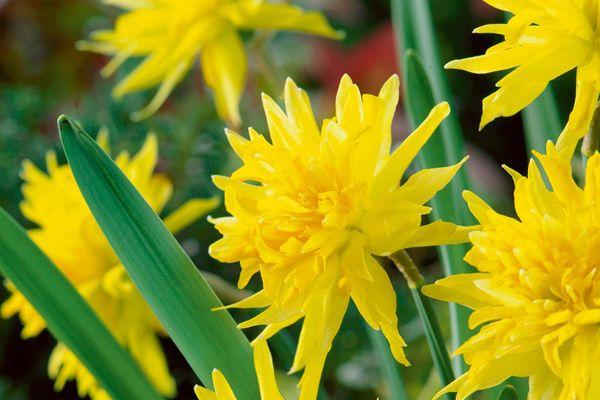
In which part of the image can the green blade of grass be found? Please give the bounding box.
[523,86,561,152]
[0,208,162,400]
[58,116,259,399]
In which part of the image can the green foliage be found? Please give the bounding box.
[58,116,259,399]
[0,208,161,400]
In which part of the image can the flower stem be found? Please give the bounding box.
[389,250,456,395]
[582,102,600,158]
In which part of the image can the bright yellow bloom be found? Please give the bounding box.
[447,0,600,152]
[424,142,600,399]
[78,0,340,124]
[194,340,283,400]
[2,132,218,400]
[209,75,472,400]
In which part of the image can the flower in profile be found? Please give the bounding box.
[209,74,472,399]
[447,1,600,152]
[424,142,600,399]
[194,340,283,400]
[78,0,341,125]
[2,131,218,399]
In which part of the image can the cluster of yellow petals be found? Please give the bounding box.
[194,340,283,400]
[425,142,600,399]
[209,75,472,399]
[2,132,218,399]
[448,0,600,152]
[78,0,340,124]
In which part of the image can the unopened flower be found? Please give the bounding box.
[424,142,600,399]
[194,340,283,400]
[210,75,471,399]
[78,0,341,124]
[2,132,218,399]
[447,1,600,152]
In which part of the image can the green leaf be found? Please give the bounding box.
[497,385,520,400]
[389,251,455,398]
[523,86,561,153]
[0,208,162,400]
[58,116,259,399]
[392,0,474,374]
[400,48,472,373]
[367,327,409,400]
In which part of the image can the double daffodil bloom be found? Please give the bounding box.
[425,142,600,399]
[194,340,283,400]
[209,75,472,399]
[2,132,218,399]
[78,0,340,124]
[447,0,600,153]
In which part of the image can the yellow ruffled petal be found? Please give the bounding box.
[201,26,246,127]
[223,1,342,39]
[372,102,450,194]
[422,273,497,310]
[164,197,220,234]
[404,220,475,248]
[212,369,237,400]
[253,341,284,400]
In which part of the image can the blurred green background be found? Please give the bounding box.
[0,0,575,399]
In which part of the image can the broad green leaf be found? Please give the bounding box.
[0,208,161,400]
[58,116,259,399]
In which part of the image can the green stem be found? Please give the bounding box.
[389,250,455,395]
[367,327,409,400]
[582,102,600,158]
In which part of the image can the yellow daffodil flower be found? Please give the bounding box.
[424,142,600,399]
[447,0,600,153]
[2,131,218,400]
[194,340,283,400]
[78,0,341,125]
[209,75,472,400]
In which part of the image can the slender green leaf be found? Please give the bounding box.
[401,49,471,373]
[0,208,162,400]
[367,327,409,400]
[58,116,259,399]
[405,0,471,212]
[497,385,520,400]
[523,86,561,153]
[392,0,474,373]
[389,251,455,399]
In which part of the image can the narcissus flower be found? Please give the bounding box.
[209,75,471,399]
[2,132,218,400]
[447,0,600,152]
[78,0,341,124]
[424,142,600,399]
[194,340,283,400]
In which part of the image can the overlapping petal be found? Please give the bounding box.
[79,0,340,123]
[3,133,217,399]
[448,0,600,154]
[425,142,600,399]
[210,75,472,399]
